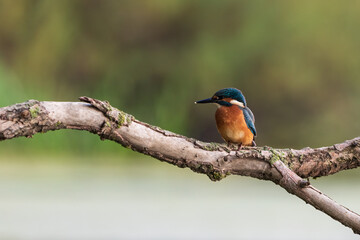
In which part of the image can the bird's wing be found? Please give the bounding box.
[242,107,257,136]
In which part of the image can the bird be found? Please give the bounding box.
[195,88,256,147]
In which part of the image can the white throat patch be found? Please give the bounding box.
[230,99,245,108]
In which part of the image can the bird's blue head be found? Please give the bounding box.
[195,88,247,107]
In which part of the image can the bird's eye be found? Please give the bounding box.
[212,96,220,100]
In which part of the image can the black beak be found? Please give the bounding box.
[195,97,214,104]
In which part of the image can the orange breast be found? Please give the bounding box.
[215,105,254,145]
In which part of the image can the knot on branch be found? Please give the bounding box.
[0,100,54,140]
[79,96,134,128]
[189,162,229,181]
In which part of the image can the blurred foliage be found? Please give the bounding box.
[0,0,359,155]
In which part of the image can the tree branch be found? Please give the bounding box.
[0,97,359,234]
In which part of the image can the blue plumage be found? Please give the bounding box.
[195,87,257,146]
[213,88,256,136]
[214,88,247,106]
[242,107,256,136]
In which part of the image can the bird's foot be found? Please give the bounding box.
[237,143,243,151]
[227,142,243,151]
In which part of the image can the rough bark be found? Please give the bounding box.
[0,97,359,234]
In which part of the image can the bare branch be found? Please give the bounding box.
[0,97,360,234]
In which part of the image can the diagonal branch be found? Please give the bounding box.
[0,97,359,234]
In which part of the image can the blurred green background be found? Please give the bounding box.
[0,0,359,153]
[0,1,359,239]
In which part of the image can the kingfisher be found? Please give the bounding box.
[195,88,256,147]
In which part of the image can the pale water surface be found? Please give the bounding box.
[0,156,359,240]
